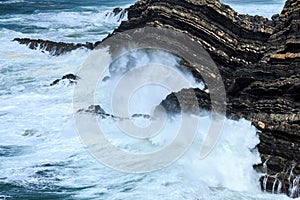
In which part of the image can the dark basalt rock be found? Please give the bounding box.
[50,73,80,86]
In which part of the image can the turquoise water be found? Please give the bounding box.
[0,0,289,199]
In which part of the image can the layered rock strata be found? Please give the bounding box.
[111,0,299,197]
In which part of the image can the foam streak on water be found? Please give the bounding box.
[0,1,292,199]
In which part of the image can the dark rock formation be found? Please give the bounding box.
[105,7,127,22]
[254,154,300,197]
[77,104,152,120]
[106,0,299,197]
[77,105,128,120]
[13,38,95,56]
[261,0,300,67]
[131,113,151,119]
[50,73,80,86]
[112,0,274,88]
[78,105,109,117]
[160,88,211,114]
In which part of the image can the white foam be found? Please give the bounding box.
[0,7,126,43]
[0,0,24,4]
[0,40,291,200]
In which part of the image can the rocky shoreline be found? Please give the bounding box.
[111,0,299,197]
[14,0,300,197]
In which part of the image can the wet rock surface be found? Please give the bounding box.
[77,105,110,118]
[105,7,127,22]
[50,74,80,86]
[254,154,300,198]
[160,88,211,115]
[77,104,152,120]
[13,38,95,56]
[111,0,299,197]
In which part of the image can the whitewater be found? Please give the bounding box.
[0,0,293,199]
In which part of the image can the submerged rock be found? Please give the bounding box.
[50,73,80,86]
[77,104,153,121]
[77,105,108,116]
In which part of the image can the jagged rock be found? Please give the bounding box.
[261,0,300,66]
[13,38,95,56]
[160,88,211,114]
[77,105,111,119]
[80,105,106,114]
[50,73,80,86]
[112,7,123,15]
[105,7,127,22]
[254,154,300,197]
[77,104,152,120]
[131,113,151,119]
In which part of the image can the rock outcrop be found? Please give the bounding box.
[13,38,95,56]
[77,104,152,120]
[105,7,127,22]
[160,88,211,114]
[50,74,80,86]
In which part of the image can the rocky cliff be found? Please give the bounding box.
[112,0,299,197]
[13,0,300,197]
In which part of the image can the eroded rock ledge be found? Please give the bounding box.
[13,38,95,56]
[14,0,299,197]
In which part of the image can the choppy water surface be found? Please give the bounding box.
[0,0,290,199]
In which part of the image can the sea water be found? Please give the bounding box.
[0,0,292,199]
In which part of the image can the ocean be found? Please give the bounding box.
[0,0,291,199]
